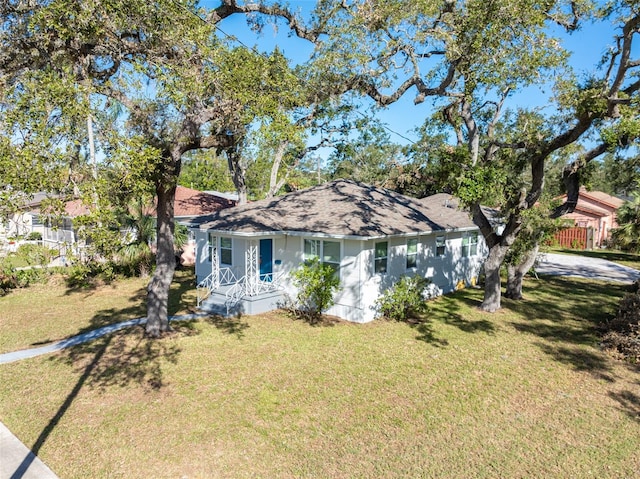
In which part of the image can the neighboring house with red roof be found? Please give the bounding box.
[3,187,236,261]
[146,186,236,224]
[145,186,237,265]
[190,180,488,323]
[554,188,624,248]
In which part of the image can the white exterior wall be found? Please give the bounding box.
[272,235,301,307]
[194,229,209,283]
[194,228,487,323]
[194,229,247,283]
[335,232,487,323]
[326,239,369,322]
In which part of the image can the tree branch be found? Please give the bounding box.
[210,0,321,42]
[550,142,610,218]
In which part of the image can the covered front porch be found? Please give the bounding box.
[196,240,286,316]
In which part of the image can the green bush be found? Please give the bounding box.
[15,243,53,266]
[0,264,47,295]
[0,266,18,295]
[14,268,47,287]
[26,231,42,241]
[290,258,340,322]
[376,275,431,321]
[65,261,117,288]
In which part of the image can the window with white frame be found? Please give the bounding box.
[436,235,446,256]
[462,232,478,257]
[220,237,233,265]
[303,238,341,274]
[374,241,388,273]
[208,233,216,262]
[322,240,340,273]
[303,238,321,261]
[406,238,418,269]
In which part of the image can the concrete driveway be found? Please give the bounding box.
[535,253,640,283]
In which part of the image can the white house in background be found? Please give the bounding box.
[3,194,90,256]
[190,179,488,323]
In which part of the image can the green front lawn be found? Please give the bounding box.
[0,272,638,478]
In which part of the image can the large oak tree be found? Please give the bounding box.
[1,0,315,336]
[303,0,640,311]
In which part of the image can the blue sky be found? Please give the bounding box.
[204,1,632,148]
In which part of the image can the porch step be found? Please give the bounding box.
[199,290,286,317]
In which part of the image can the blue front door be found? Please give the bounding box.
[259,239,273,281]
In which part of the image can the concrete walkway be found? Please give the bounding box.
[535,252,640,283]
[0,313,208,479]
[0,313,207,365]
[0,422,58,479]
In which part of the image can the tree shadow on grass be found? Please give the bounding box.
[410,288,496,346]
[534,341,616,382]
[281,306,343,328]
[409,318,449,346]
[14,305,180,477]
[10,271,237,478]
[503,276,627,381]
[203,314,250,338]
[608,374,640,421]
[168,269,199,314]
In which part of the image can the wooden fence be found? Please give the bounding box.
[552,226,594,250]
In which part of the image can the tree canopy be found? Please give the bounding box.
[300,0,640,311]
[2,0,639,328]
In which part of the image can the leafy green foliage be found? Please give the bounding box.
[611,190,640,253]
[64,261,117,289]
[600,154,640,196]
[14,243,54,267]
[0,263,48,295]
[179,151,235,193]
[327,118,404,185]
[26,232,43,241]
[457,163,509,207]
[506,200,566,265]
[375,275,430,322]
[290,258,340,322]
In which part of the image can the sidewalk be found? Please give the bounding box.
[0,422,59,479]
[0,312,208,478]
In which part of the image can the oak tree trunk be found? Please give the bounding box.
[479,244,509,312]
[146,184,176,337]
[226,145,248,205]
[504,244,539,300]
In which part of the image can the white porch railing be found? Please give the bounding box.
[219,267,237,286]
[224,271,285,314]
[196,267,238,306]
[197,240,285,314]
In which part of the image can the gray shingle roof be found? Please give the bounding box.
[193,180,477,238]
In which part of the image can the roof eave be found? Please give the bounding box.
[194,225,479,239]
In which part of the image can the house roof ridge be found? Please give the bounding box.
[196,180,478,237]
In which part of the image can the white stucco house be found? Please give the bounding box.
[190,179,488,323]
[3,193,90,256]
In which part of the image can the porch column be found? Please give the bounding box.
[211,248,220,289]
[245,242,259,296]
